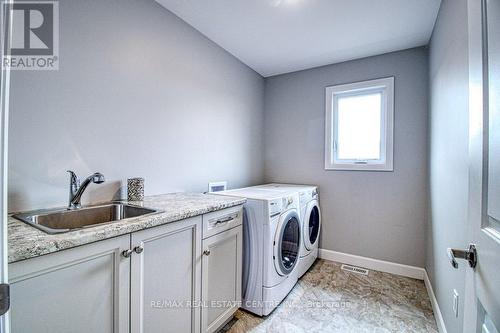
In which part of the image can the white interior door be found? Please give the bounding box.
[0,1,12,332]
[464,0,500,332]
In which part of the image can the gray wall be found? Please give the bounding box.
[8,0,265,212]
[263,48,429,267]
[427,0,469,332]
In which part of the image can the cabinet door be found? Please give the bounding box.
[201,225,242,333]
[8,234,131,333]
[130,216,202,333]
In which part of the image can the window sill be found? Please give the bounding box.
[325,164,394,172]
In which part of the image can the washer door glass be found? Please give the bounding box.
[278,215,300,274]
[308,205,320,245]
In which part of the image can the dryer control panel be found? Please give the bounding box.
[299,189,318,206]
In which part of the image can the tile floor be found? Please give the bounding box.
[222,259,438,333]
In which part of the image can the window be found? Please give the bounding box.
[325,77,394,171]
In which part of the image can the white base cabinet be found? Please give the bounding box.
[131,216,202,333]
[8,205,243,333]
[9,234,130,333]
[201,206,243,333]
[201,225,242,333]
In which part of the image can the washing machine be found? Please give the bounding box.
[215,187,301,316]
[252,184,321,278]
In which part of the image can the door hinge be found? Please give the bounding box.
[0,284,10,316]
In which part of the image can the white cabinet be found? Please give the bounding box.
[8,205,243,333]
[130,216,202,333]
[201,207,243,333]
[9,234,130,333]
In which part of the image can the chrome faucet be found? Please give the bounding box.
[67,170,105,209]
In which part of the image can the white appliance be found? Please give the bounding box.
[252,184,321,278]
[215,187,301,316]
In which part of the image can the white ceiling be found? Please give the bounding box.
[156,0,441,77]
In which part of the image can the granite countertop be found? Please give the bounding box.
[8,192,246,264]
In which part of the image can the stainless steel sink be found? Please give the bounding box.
[13,203,161,234]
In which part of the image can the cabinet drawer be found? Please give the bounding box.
[203,205,243,239]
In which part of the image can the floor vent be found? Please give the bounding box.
[341,264,369,275]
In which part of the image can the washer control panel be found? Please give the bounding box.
[269,198,282,217]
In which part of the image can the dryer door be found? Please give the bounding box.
[274,210,300,276]
[304,200,321,251]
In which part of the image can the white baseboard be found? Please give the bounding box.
[318,248,447,333]
[424,271,448,333]
[318,248,425,280]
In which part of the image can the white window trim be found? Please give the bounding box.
[325,77,394,171]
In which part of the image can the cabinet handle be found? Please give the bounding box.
[133,245,144,254]
[215,213,238,225]
[122,249,133,258]
[203,250,211,256]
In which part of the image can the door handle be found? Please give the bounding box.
[447,244,477,269]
